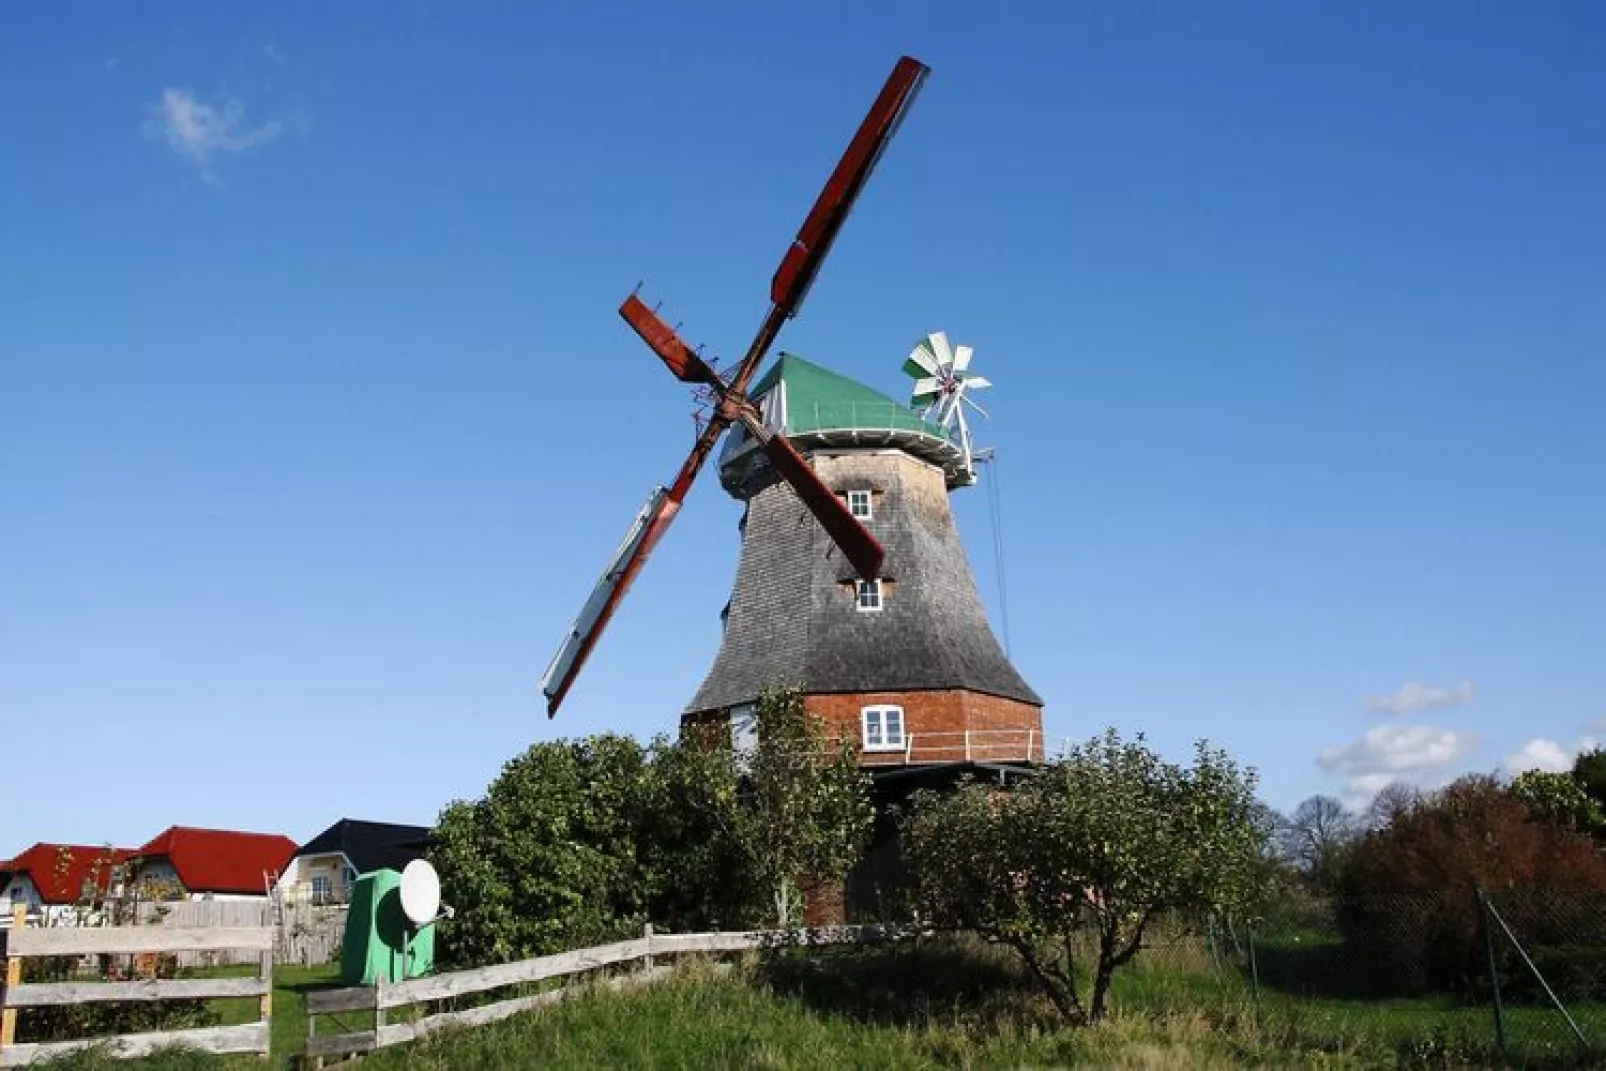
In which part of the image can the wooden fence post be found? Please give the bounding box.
[1,903,25,1049]
[643,923,654,973]
[259,946,274,1053]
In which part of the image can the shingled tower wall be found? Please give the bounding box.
[685,371,1042,766]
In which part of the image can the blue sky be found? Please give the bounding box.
[4,2,1603,850]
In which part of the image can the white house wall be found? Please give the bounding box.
[2,874,41,911]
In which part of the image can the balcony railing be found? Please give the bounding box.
[719,400,974,487]
[851,729,1068,767]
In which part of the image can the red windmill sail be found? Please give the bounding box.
[541,56,929,717]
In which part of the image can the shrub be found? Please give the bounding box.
[1335,775,1606,997]
[428,734,666,967]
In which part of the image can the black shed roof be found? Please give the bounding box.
[295,819,430,876]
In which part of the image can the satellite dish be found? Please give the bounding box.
[398,860,441,926]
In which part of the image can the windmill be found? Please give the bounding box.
[541,57,931,717]
[905,331,992,483]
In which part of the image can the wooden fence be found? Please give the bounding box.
[305,922,910,1064]
[0,905,273,1067]
[129,901,349,967]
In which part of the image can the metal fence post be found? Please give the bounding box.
[1484,890,1590,1049]
[1477,887,1508,1057]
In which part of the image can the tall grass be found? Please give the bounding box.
[32,934,1603,1068]
[351,944,1372,1070]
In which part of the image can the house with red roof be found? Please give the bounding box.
[129,826,297,902]
[1,843,133,919]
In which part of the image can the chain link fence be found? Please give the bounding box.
[1100,888,1606,1067]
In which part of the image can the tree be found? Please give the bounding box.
[1571,748,1606,813]
[1509,769,1605,835]
[1362,781,1421,832]
[903,730,1266,1024]
[428,734,665,967]
[426,699,873,966]
[674,686,873,928]
[1280,794,1356,886]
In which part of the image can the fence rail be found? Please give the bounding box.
[0,905,273,1068]
[305,923,911,1063]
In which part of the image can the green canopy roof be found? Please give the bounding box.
[750,352,948,439]
[720,351,975,491]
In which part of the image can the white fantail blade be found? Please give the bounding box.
[911,376,942,400]
[960,375,991,390]
[902,341,940,379]
[926,331,954,369]
[952,344,973,372]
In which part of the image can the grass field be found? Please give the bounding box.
[25,936,1605,1069]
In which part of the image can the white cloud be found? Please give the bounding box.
[1364,680,1475,717]
[1503,736,1598,775]
[1318,724,1478,806]
[143,88,284,181]
[263,43,286,65]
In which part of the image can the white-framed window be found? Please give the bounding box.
[847,489,873,520]
[862,706,905,751]
[729,703,758,754]
[729,703,758,773]
[856,579,883,612]
[312,875,330,904]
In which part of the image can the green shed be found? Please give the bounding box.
[340,868,436,985]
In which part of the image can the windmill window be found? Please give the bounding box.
[856,579,883,612]
[847,490,873,520]
[862,706,905,751]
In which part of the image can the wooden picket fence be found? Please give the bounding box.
[0,905,273,1067]
[305,923,911,1064]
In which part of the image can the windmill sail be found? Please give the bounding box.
[541,56,929,716]
[541,487,675,713]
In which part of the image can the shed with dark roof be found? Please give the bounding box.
[277,819,430,905]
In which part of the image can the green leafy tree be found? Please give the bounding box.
[428,734,665,966]
[646,734,763,930]
[904,730,1266,1024]
[675,686,873,928]
[1509,768,1606,834]
[1571,748,1606,814]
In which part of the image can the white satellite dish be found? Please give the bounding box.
[399,859,441,927]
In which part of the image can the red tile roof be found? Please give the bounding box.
[135,827,296,895]
[3,843,134,905]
